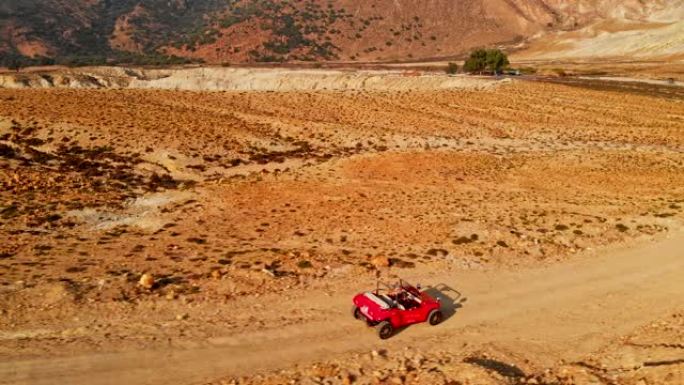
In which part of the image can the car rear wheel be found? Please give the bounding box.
[376,321,393,339]
[352,305,363,320]
[428,310,443,326]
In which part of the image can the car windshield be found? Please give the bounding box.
[376,279,417,295]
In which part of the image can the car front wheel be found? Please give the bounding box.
[376,321,394,339]
[428,310,443,326]
[352,305,363,320]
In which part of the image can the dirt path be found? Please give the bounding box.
[529,75,684,100]
[2,232,684,385]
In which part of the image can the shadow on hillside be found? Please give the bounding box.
[464,356,527,378]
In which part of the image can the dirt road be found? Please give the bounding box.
[2,231,683,385]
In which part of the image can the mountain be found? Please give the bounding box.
[1,0,682,66]
[516,0,684,61]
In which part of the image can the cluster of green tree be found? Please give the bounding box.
[95,0,357,62]
[1,50,197,71]
[1,0,225,66]
[463,48,510,74]
[0,52,54,71]
[233,0,356,62]
[4,0,149,60]
[446,62,459,75]
[1,0,384,65]
[112,0,230,53]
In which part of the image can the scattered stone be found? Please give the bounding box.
[297,260,313,269]
[139,273,155,289]
[453,236,474,245]
[616,223,629,232]
[370,255,390,269]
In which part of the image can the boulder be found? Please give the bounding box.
[139,273,155,289]
[370,256,390,269]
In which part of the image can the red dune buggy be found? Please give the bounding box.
[351,279,443,339]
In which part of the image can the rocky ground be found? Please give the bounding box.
[0,77,683,384]
[212,310,684,385]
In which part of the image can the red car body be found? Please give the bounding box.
[352,279,443,339]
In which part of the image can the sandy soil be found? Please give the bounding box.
[0,75,683,384]
[0,67,504,92]
[2,231,683,385]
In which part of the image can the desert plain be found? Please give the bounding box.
[0,68,683,385]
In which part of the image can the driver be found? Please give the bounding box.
[388,282,403,297]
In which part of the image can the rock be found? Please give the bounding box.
[370,256,390,269]
[138,273,155,289]
[616,351,642,370]
[297,260,314,269]
[329,264,354,277]
[211,270,223,280]
[166,290,177,300]
[341,372,355,385]
[176,313,189,321]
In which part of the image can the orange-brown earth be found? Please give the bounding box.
[212,310,684,385]
[0,80,683,384]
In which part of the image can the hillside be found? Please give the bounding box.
[1,0,683,66]
[516,0,684,61]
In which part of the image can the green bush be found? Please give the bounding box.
[463,49,487,73]
[463,48,509,74]
[485,49,509,73]
[1,53,55,71]
[446,62,459,75]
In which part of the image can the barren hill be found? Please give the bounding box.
[1,0,683,66]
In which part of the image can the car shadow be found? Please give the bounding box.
[423,283,467,322]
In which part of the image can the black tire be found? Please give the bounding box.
[428,309,443,326]
[376,321,394,339]
[352,305,363,320]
